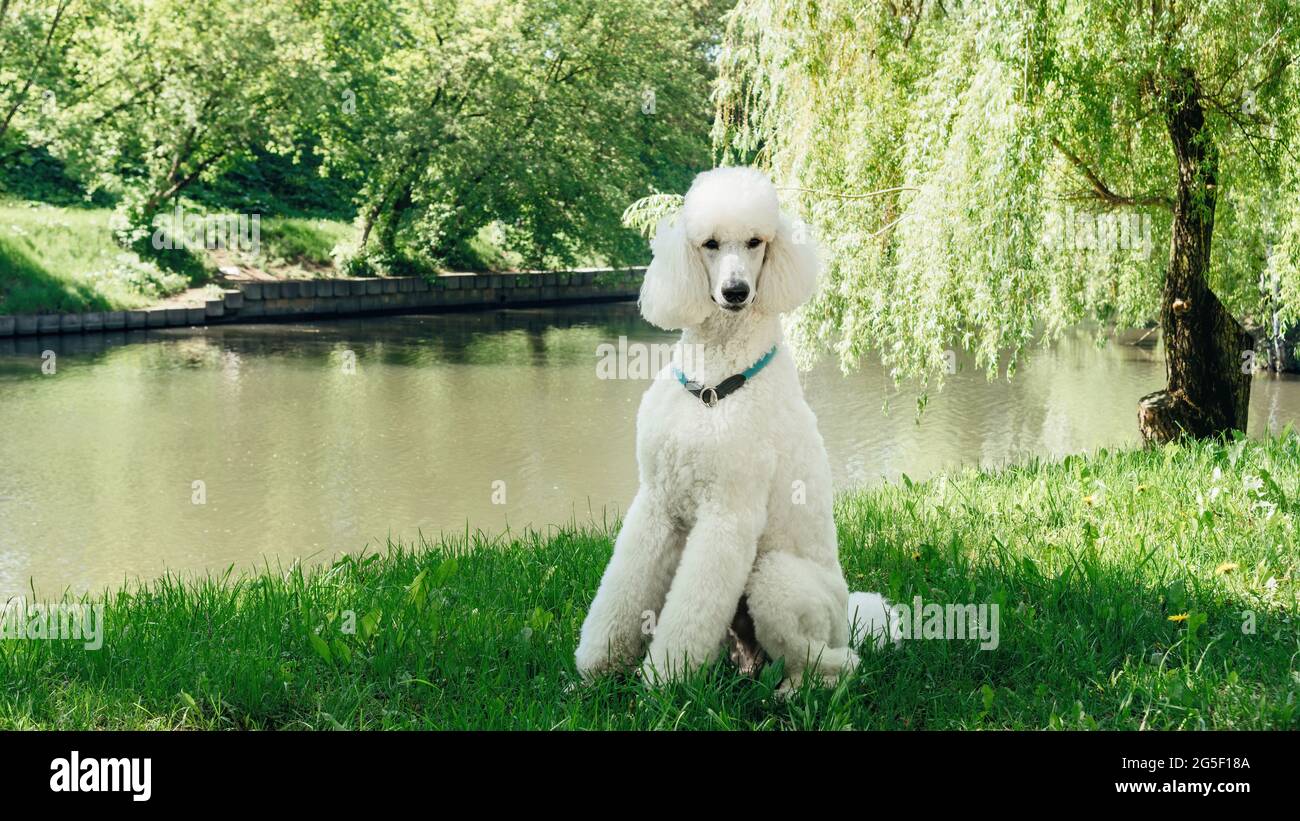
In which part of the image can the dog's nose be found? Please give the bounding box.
[721,280,750,305]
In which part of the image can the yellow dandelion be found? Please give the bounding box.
[911,551,921,561]
[1215,562,1239,575]
[1083,494,1096,506]
[1136,484,1148,493]
[1168,613,1189,622]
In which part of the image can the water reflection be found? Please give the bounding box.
[1,303,1297,598]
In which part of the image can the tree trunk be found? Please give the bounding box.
[1138,70,1251,443]
[358,172,416,253]
[378,180,414,255]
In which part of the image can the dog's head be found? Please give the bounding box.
[638,167,820,330]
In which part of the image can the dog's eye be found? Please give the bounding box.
[702,239,719,250]
[746,238,763,249]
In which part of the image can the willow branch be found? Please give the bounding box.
[1051,137,1172,210]
[776,185,919,201]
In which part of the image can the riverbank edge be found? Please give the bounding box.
[0,268,646,337]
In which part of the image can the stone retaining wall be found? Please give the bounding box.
[0,268,645,338]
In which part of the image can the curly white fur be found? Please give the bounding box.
[576,167,887,691]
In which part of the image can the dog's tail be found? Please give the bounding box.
[848,591,904,650]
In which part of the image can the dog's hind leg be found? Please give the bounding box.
[576,491,683,680]
[745,551,858,691]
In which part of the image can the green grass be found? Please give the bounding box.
[142,204,350,279]
[258,216,355,269]
[2,436,1298,729]
[459,221,623,273]
[0,202,192,315]
[0,200,356,315]
[0,195,620,314]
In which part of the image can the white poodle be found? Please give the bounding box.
[575,167,895,691]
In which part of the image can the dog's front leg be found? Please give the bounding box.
[575,491,683,680]
[641,510,760,684]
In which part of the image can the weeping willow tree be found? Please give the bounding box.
[711,0,1300,441]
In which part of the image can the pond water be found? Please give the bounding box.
[2,301,1298,598]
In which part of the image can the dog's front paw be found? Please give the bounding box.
[638,645,699,687]
[575,611,644,682]
[638,655,671,688]
[574,643,613,683]
[775,672,803,700]
[574,635,638,683]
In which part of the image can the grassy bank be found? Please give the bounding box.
[0,194,629,317]
[0,202,182,315]
[0,194,630,315]
[0,199,356,315]
[2,436,1297,730]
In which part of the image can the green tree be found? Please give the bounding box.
[0,0,76,145]
[716,0,1300,441]
[45,0,328,239]
[310,0,716,271]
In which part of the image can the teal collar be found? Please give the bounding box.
[672,345,778,407]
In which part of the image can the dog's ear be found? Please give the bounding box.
[638,215,712,330]
[757,213,819,315]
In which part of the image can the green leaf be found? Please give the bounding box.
[308,633,332,663]
[360,608,382,641]
[1165,578,1187,610]
[406,569,428,605]
[432,558,459,587]
[529,607,554,633]
[331,639,352,664]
